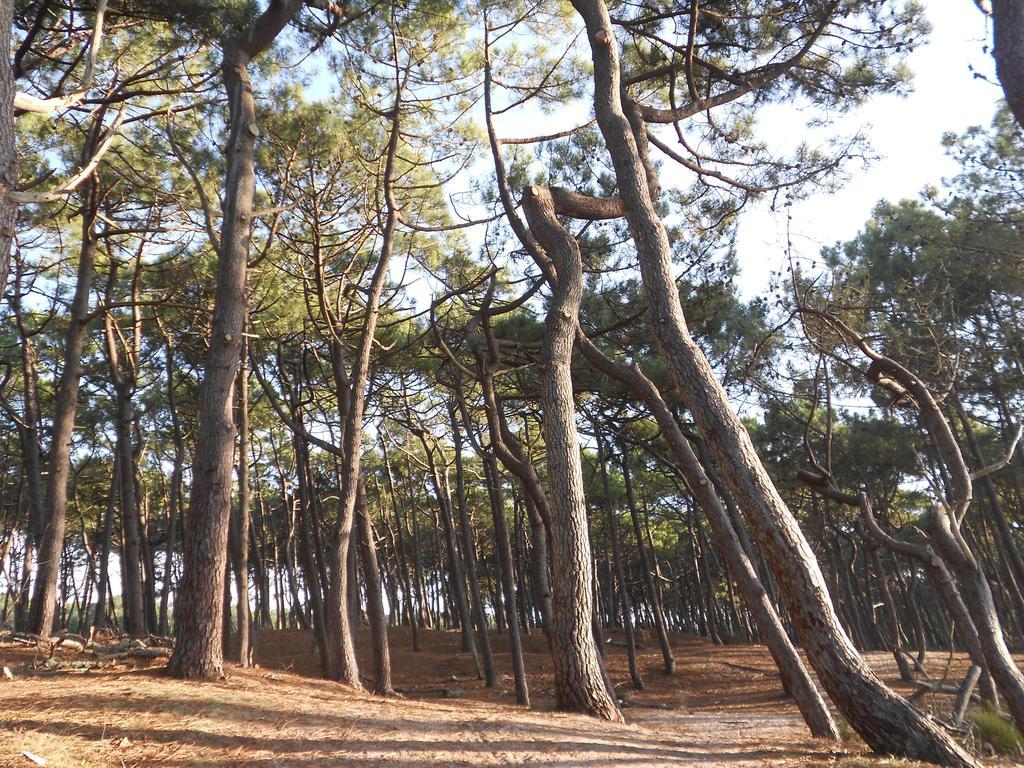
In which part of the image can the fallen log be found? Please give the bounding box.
[720,661,769,676]
[93,647,170,661]
[51,635,85,652]
[908,678,983,707]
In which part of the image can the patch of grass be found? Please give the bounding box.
[835,717,866,747]
[970,705,1024,755]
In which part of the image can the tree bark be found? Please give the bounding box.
[993,0,1024,128]
[522,183,622,722]
[0,0,17,295]
[168,2,303,675]
[355,475,393,695]
[568,3,977,762]
[30,128,103,636]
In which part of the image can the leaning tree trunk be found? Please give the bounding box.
[576,334,839,739]
[567,3,978,763]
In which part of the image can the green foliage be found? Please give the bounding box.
[971,706,1024,755]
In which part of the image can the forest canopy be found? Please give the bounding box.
[1,3,1023,767]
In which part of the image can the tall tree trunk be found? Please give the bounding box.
[30,126,103,636]
[567,4,976,762]
[355,475,393,695]
[620,451,674,674]
[10,274,43,632]
[157,321,184,637]
[522,183,622,722]
[230,337,252,666]
[168,3,303,676]
[323,95,402,688]
[484,455,530,707]
[103,278,146,636]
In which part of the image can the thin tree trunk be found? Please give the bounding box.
[93,457,118,631]
[484,455,530,707]
[594,430,643,691]
[30,123,104,636]
[452,409,496,686]
[620,451,674,674]
[230,336,252,666]
[355,475,393,695]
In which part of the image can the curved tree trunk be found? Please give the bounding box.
[523,184,622,722]
[567,3,979,763]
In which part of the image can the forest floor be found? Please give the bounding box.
[0,626,1020,768]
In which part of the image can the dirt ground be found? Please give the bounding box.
[0,626,1018,767]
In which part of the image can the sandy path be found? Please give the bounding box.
[7,627,997,767]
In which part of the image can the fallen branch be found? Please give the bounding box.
[908,679,983,706]
[720,661,769,676]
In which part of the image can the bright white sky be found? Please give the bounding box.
[475,3,1004,305]
[732,2,1002,298]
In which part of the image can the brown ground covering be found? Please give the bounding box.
[0,626,1018,767]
